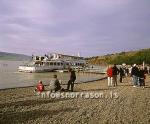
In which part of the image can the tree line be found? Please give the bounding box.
[87,48,150,65]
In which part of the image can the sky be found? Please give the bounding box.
[0,0,150,57]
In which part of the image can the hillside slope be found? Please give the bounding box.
[87,48,150,65]
[0,52,31,61]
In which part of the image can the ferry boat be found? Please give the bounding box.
[18,53,86,73]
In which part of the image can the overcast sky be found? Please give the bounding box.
[0,0,150,57]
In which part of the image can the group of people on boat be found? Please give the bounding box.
[107,63,149,88]
[34,68,76,94]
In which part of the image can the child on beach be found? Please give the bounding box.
[34,80,45,93]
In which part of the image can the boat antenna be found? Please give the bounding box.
[77,52,80,57]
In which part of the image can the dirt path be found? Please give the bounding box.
[0,76,150,124]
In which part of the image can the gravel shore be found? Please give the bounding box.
[0,75,150,124]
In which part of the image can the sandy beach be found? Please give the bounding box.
[0,75,150,124]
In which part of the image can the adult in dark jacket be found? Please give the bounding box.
[138,67,145,87]
[119,66,125,83]
[131,64,139,87]
[112,64,119,86]
[67,68,76,91]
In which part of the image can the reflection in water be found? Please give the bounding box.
[0,61,103,89]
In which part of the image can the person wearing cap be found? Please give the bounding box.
[35,80,45,93]
[67,68,76,91]
[131,64,139,87]
[49,74,61,92]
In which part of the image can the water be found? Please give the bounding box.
[0,60,104,89]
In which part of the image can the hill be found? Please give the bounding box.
[87,48,150,65]
[0,52,31,61]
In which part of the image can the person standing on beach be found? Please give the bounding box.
[112,64,119,87]
[119,66,125,83]
[49,75,61,92]
[67,68,76,92]
[131,64,139,87]
[107,65,113,87]
[138,66,145,88]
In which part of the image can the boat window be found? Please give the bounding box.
[41,57,44,61]
[61,63,63,66]
[45,62,49,66]
[57,63,60,66]
[50,62,53,65]
[36,56,39,60]
[54,62,56,65]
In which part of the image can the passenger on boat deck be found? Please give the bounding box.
[49,74,61,92]
[34,80,45,93]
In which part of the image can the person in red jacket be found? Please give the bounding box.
[35,80,44,93]
[107,65,113,87]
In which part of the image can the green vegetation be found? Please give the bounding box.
[87,48,150,65]
[0,52,31,61]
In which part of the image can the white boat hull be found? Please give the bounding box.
[18,65,64,73]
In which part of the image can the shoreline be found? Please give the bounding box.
[0,76,107,91]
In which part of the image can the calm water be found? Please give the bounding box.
[0,61,103,89]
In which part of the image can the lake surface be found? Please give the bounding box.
[0,61,104,89]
